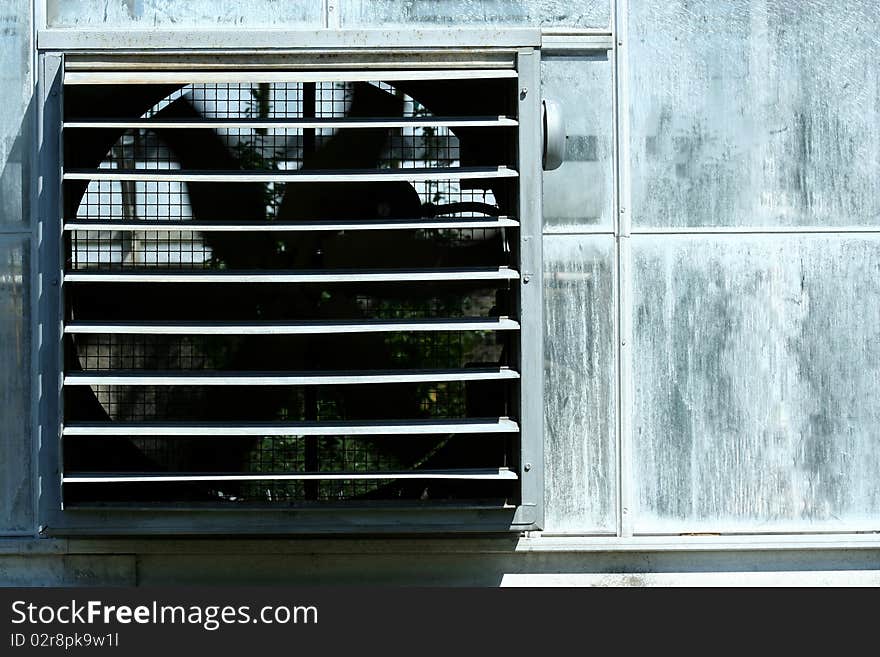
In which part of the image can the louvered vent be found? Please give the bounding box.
[57,62,538,520]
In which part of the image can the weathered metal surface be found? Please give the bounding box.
[632,235,880,532]
[46,0,322,27]
[0,238,32,534]
[10,0,879,549]
[0,2,31,228]
[542,53,614,232]
[40,28,541,51]
[515,48,546,529]
[627,1,880,228]
[340,0,611,29]
[543,235,615,533]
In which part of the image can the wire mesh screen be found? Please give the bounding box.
[66,224,514,270]
[66,381,505,424]
[61,72,521,508]
[67,282,509,321]
[71,332,504,372]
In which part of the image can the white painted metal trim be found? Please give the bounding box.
[63,166,518,183]
[63,267,520,284]
[63,418,520,436]
[64,218,520,233]
[64,468,519,483]
[62,52,518,71]
[63,68,518,85]
[64,117,518,129]
[63,367,521,386]
[64,318,521,335]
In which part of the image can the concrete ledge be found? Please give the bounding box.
[1,538,879,586]
[5,533,880,556]
[500,571,880,587]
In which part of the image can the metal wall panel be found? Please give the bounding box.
[0,237,32,534]
[543,235,615,533]
[632,235,880,533]
[0,2,31,228]
[29,0,880,543]
[627,1,880,228]
[542,54,614,233]
[46,1,322,27]
[341,1,611,29]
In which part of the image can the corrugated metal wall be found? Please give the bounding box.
[2,0,880,547]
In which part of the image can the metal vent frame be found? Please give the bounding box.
[36,30,543,536]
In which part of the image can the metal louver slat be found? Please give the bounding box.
[64,116,519,129]
[64,268,519,284]
[63,418,521,436]
[63,469,519,484]
[64,368,520,386]
[64,318,521,335]
[63,166,518,183]
[63,69,518,84]
[64,218,520,232]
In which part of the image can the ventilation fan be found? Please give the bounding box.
[58,66,530,511]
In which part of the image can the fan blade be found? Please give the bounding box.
[64,84,183,218]
[279,82,422,224]
[149,95,273,269]
[390,79,515,215]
